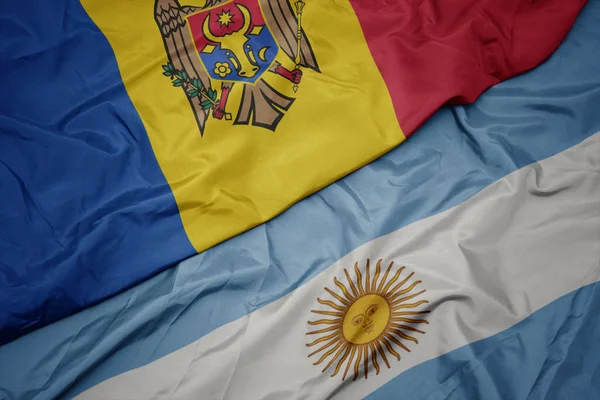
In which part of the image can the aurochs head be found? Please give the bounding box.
[203,4,262,79]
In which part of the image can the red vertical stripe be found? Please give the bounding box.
[349,0,587,136]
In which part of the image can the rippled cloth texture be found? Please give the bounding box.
[0,0,588,346]
[73,133,600,399]
[350,0,588,134]
[0,2,598,398]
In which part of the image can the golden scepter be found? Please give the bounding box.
[293,0,305,92]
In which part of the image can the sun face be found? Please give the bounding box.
[306,259,429,381]
[343,294,390,344]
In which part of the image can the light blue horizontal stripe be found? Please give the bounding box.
[367,281,600,400]
[1,2,600,399]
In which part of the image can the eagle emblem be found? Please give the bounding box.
[154,0,319,135]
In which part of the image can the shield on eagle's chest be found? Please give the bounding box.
[187,0,279,84]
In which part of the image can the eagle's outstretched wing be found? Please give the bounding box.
[154,0,223,134]
[262,0,319,72]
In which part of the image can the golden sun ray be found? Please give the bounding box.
[392,300,429,311]
[365,260,371,295]
[386,272,415,297]
[310,310,344,317]
[363,344,369,379]
[389,328,419,345]
[331,345,351,377]
[389,323,426,334]
[393,311,430,317]
[353,345,362,381]
[333,277,355,303]
[306,331,339,347]
[376,261,393,293]
[322,343,348,373]
[354,262,365,296]
[308,333,339,354]
[344,269,360,298]
[317,298,346,311]
[326,286,351,306]
[391,317,429,325]
[383,332,410,353]
[342,346,357,380]
[311,340,343,363]
[369,342,380,375]
[382,266,405,294]
[307,259,430,381]
[308,318,341,326]
[306,325,340,335]
[380,334,403,359]
[371,259,381,293]
[390,288,426,306]
[388,280,421,302]
[376,341,391,368]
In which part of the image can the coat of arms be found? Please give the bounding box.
[154,0,319,135]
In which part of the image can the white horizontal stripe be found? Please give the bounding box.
[78,133,600,400]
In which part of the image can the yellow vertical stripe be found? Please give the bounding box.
[81,0,404,252]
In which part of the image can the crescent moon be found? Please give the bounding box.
[258,46,269,62]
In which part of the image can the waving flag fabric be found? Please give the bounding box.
[1,2,599,398]
[0,0,587,344]
[76,136,600,400]
[0,0,585,343]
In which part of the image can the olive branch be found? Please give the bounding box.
[162,63,217,111]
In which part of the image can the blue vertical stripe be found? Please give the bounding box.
[0,0,194,343]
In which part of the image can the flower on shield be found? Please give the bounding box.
[214,62,232,78]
